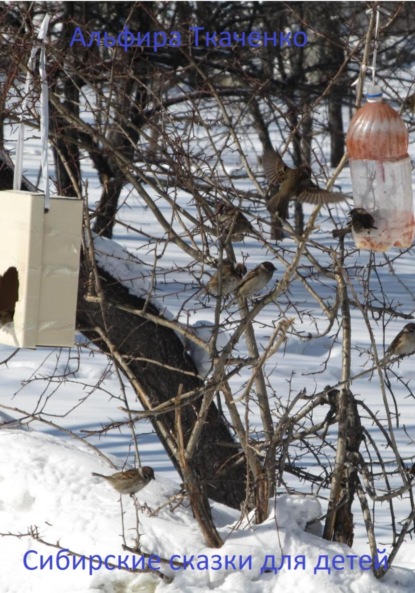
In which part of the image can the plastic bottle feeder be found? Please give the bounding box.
[346,86,415,251]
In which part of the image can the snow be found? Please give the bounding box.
[2,37,415,593]
[185,319,232,377]
[3,192,415,593]
[1,426,415,593]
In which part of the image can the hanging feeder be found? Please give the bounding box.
[0,16,83,348]
[0,191,82,348]
[346,86,415,251]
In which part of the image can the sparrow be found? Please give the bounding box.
[205,261,247,297]
[384,323,415,361]
[348,208,377,233]
[216,203,256,242]
[403,92,415,113]
[91,466,155,495]
[263,147,349,218]
[234,261,276,299]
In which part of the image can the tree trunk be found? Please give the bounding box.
[328,92,345,168]
[50,82,81,197]
[76,256,247,512]
[332,390,362,546]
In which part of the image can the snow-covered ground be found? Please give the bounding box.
[2,424,415,593]
[2,70,415,593]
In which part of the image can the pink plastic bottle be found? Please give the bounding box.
[346,86,415,251]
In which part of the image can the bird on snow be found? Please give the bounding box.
[91,466,155,495]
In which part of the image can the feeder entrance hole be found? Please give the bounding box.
[0,267,19,325]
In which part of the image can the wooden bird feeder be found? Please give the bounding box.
[0,190,83,348]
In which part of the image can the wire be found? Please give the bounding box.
[371,5,381,85]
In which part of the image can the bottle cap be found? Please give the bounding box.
[366,85,383,102]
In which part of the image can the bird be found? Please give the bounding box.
[384,323,415,362]
[263,146,350,218]
[348,208,377,233]
[215,203,256,242]
[234,261,276,300]
[91,466,155,495]
[332,208,378,239]
[403,92,415,113]
[205,261,247,297]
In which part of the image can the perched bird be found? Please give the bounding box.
[348,208,377,233]
[403,92,415,113]
[91,466,155,495]
[234,261,276,299]
[332,208,377,239]
[216,203,256,242]
[384,323,415,362]
[263,147,350,218]
[205,261,247,297]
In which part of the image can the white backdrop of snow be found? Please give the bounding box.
[1,82,415,593]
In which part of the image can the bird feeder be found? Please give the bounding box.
[0,190,83,348]
[346,86,415,251]
[0,15,83,348]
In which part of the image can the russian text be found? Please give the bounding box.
[70,27,308,50]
